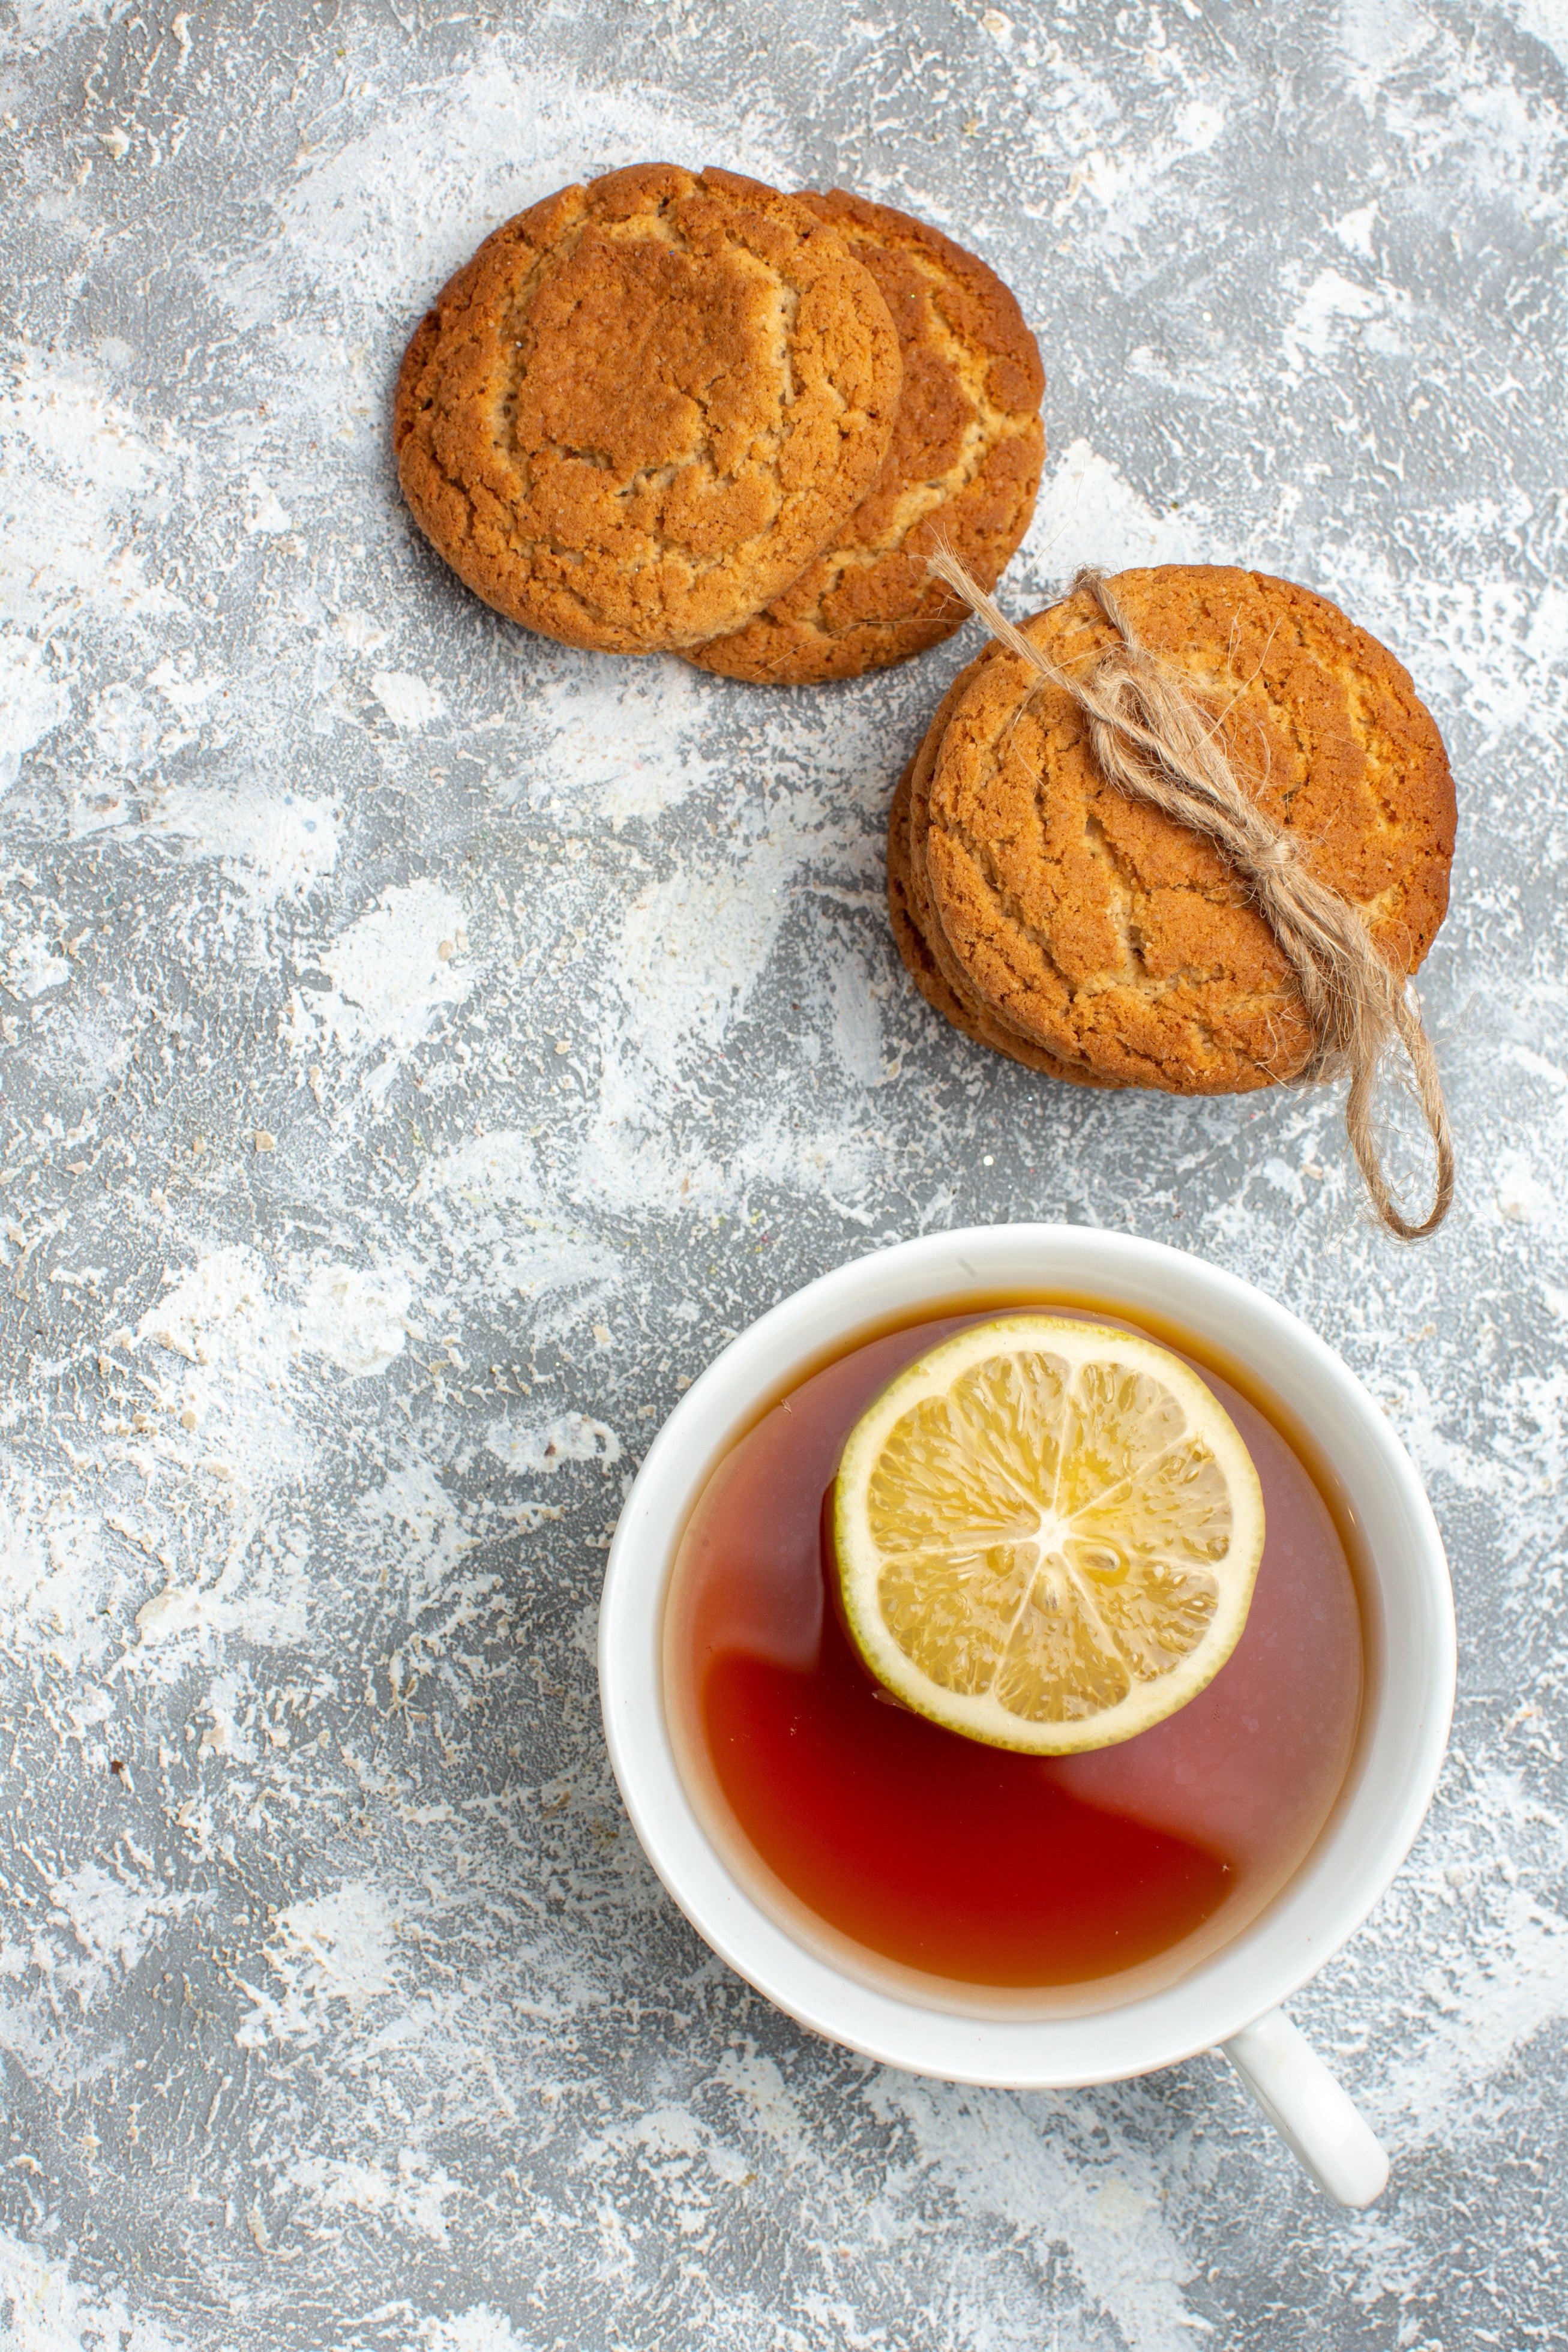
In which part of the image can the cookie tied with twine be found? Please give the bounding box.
[901,552,1456,1239]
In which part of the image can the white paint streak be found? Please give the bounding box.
[371,669,445,730]
[285,880,474,1062]
[0,633,70,792]
[0,2229,196,2352]
[874,2074,1207,2352]
[484,1412,621,1476]
[1020,439,1207,586]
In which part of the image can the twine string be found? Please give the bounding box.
[926,548,1454,1241]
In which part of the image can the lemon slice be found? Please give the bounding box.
[834,1316,1265,1754]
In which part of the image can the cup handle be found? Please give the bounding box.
[1221,2008,1390,2208]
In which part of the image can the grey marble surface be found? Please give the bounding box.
[2,1,1567,2345]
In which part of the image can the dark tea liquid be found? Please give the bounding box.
[663,1300,1364,2012]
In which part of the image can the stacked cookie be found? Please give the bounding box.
[891,565,1456,1095]
[394,164,1044,683]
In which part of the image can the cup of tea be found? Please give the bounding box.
[598,1226,1454,2206]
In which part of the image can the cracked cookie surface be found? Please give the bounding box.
[889,679,1116,1086]
[687,190,1044,684]
[914,565,1455,1095]
[393,163,903,655]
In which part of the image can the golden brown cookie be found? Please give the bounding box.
[894,660,1118,1083]
[686,190,1045,684]
[919,566,1455,1095]
[394,164,903,655]
[889,752,1115,1085]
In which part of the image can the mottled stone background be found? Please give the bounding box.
[2,1,1567,2345]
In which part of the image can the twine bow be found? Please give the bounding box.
[927,549,1455,1241]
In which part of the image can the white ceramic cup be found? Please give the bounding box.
[599,1226,1455,2206]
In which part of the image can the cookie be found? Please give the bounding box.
[686,190,1045,685]
[890,751,1116,1086]
[892,659,1120,1083]
[919,566,1456,1095]
[394,163,903,655]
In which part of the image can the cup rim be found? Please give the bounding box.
[598,1224,1455,2087]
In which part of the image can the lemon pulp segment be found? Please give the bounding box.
[833,1316,1266,1754]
